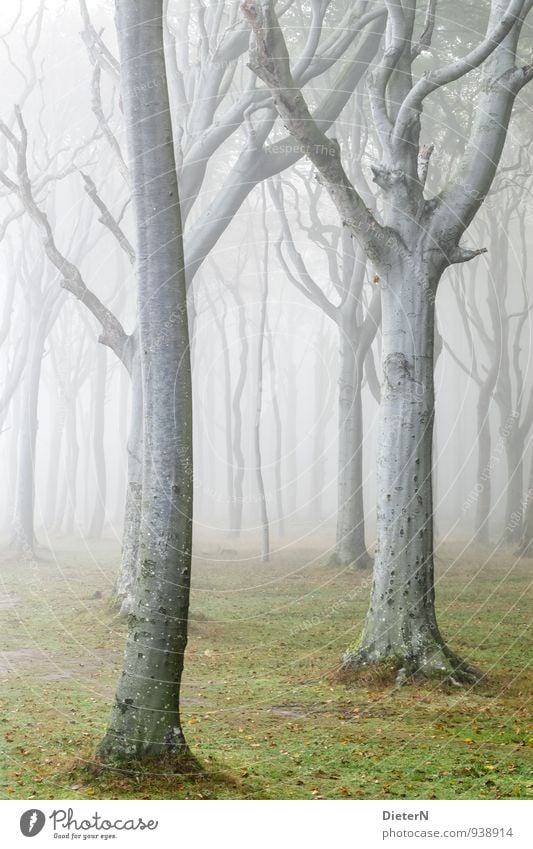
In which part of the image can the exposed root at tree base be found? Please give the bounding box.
[88,747,206,777]
[66,752,251,798]
[337,648,483,690]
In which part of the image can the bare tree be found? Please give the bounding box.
[243,0,533,680]
[271,156,380,568]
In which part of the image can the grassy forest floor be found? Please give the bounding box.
[0,537,531,800]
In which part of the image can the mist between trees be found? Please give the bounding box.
[0,0,532,763]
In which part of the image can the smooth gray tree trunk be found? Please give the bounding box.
[99,0,193,763]
[343,263,478,681]
[113,352,142,617]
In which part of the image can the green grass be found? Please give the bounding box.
[0,537,531,800]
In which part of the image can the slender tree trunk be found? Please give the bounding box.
[88,346,107,538]
[333,318,372,569]
[44,400,66,530]
[219,306,236,533]
[13,320,46,553]
[474,382,495,545]
[309,317,336,527]
[310,333,326,526]
[254,245,270,563]
[502,430,524,545]
[230,289,247,537]
[63,397,79,536]
[99,0,193,763]
[344,263,477,680]
[286,330,298,519]
[266,313,284,537]
[516,453,533,557]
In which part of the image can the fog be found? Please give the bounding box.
[1,0,532,561]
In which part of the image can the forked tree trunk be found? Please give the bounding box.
[99,0,193,763]
[344,262,478,680]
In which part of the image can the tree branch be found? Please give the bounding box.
[241,0,392,266]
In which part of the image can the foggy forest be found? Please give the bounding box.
[0,0,532,804]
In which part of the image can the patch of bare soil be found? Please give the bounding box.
[0,647,122,680]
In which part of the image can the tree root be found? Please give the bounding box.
[340,643,483,689]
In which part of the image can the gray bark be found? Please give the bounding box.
[99,0,193,763]
[113,351,142,617]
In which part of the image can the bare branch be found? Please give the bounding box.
[80,172,135,265]
[393,0,529,148]
[411,0,438,60]
[241,0,392,266]
[0,108,132,371]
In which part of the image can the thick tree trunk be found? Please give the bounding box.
[344,263,477,681]
[113,354,142,617]
[333,319,371,569]
[99,0,193,763]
